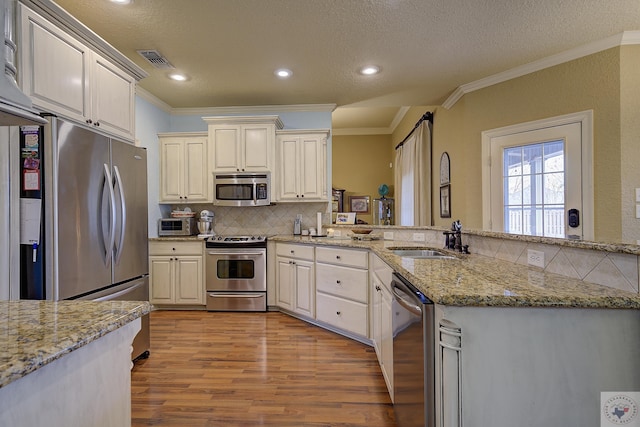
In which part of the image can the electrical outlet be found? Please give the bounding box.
[383,231,394,240]
[413,233,426,242]
[527,249,545,268]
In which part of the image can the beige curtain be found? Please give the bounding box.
[394,120,432,226]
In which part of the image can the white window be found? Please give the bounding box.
[482,111,593,240]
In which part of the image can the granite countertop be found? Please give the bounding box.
[270,235,640,309]
[0,300,151,389]
[149,236,205,242]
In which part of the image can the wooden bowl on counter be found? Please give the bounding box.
[351,229,373,235]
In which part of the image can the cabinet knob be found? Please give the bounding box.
[290,250,294,254]
[296,195,299,198]
[95,121,100,127]
[336,255,341,260]
[301,194,304,197]
[172,248,176,251]
[86,119,93,124]
[375,285,381,291]
[336,280,341,284]
[336,311,341,316]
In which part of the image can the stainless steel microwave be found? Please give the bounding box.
[158,217,197,236]
[213,172,270,207]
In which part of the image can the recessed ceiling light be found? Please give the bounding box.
[359,65,380,75]
[168,73,188,82]
[109,0,132,4]
[275,68,293,78]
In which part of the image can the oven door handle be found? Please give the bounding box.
[207,251,265,256]
[208,293,265,298]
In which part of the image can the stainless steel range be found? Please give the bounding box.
[205,235,267,311]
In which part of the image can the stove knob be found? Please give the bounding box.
[250,236,255,240]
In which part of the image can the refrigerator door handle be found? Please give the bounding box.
[102,163,116,267]
[113,165,126,265]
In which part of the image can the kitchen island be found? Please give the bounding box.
[270,234,640,426]
[0,300,150,427]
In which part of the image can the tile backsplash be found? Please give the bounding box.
[183,202,330,236]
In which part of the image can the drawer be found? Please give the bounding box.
[316,246,368,268]
[276,243,314,261]
[149,241,203,256]
[316,263,368,303]
[206,292,266,312]
[370,253,393,290]
[316,292,368,337]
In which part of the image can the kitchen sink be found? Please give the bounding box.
[390,249,456,259]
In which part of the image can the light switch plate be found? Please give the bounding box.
[383,231,394,240]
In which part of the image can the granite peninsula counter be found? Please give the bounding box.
[271,234,640,426]
[0,300,150,427]
[270,235,640,309]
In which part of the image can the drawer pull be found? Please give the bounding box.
[290,250,295,254]
[336,311,341,316]
[375,285,381,291]
[336,280,341,284]
[336,255,341,259]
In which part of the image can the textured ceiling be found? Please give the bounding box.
[52,0,640,130]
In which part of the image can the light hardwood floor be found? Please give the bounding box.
[131,310,397,427]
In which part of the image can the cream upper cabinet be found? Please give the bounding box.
[276,130,329,202]
[204,116,283,173]
[18,4,138,141]
[158,133,209,203]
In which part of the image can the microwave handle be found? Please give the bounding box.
[253,184,257,205]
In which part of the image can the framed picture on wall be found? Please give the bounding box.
[350,196,370,213]
[440,185,451,218]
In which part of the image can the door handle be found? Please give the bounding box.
[113,165,126,264]
[102,164,116,267]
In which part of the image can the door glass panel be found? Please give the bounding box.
[216,184,253,200]
[502,140,565,237]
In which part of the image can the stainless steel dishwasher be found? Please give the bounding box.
[392,273,435,427]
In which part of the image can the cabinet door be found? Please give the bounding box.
[277,135,299,200]
[276,257,294,310]
[149,257,174,304]
[242,125,271,171]
[371,276,382,356]
[159,139,185,202]
[19,5,90,123]
[175,256,204,304]
[211,126,241,172]
[91,53,135,139]
[299,136,325,199]
[294,259,315,318]
[183,138,209,202]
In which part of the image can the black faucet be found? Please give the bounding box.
[444,220,469,254]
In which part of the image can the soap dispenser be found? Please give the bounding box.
[293,214,302,235]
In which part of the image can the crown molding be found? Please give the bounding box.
[171,104,337,116]
[135,87,173,112]
[20,0,147,80]
[443,31,640,110]
[332,106,410,136]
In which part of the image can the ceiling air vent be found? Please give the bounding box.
[136,50,175,70]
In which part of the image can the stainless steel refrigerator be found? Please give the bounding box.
[20,115,150,360]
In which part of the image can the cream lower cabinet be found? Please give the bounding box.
[18,4,139,141]
[149,241,204,305]
[158,133,209,203]
[315,246,368,338]
[369,253,394,400]
[275,130,329,202]
[276,243,315,318]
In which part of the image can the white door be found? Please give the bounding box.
[483,112,593,240]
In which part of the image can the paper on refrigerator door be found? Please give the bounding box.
[20,198,41,245]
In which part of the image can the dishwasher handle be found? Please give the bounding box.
[392,280,423,316]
